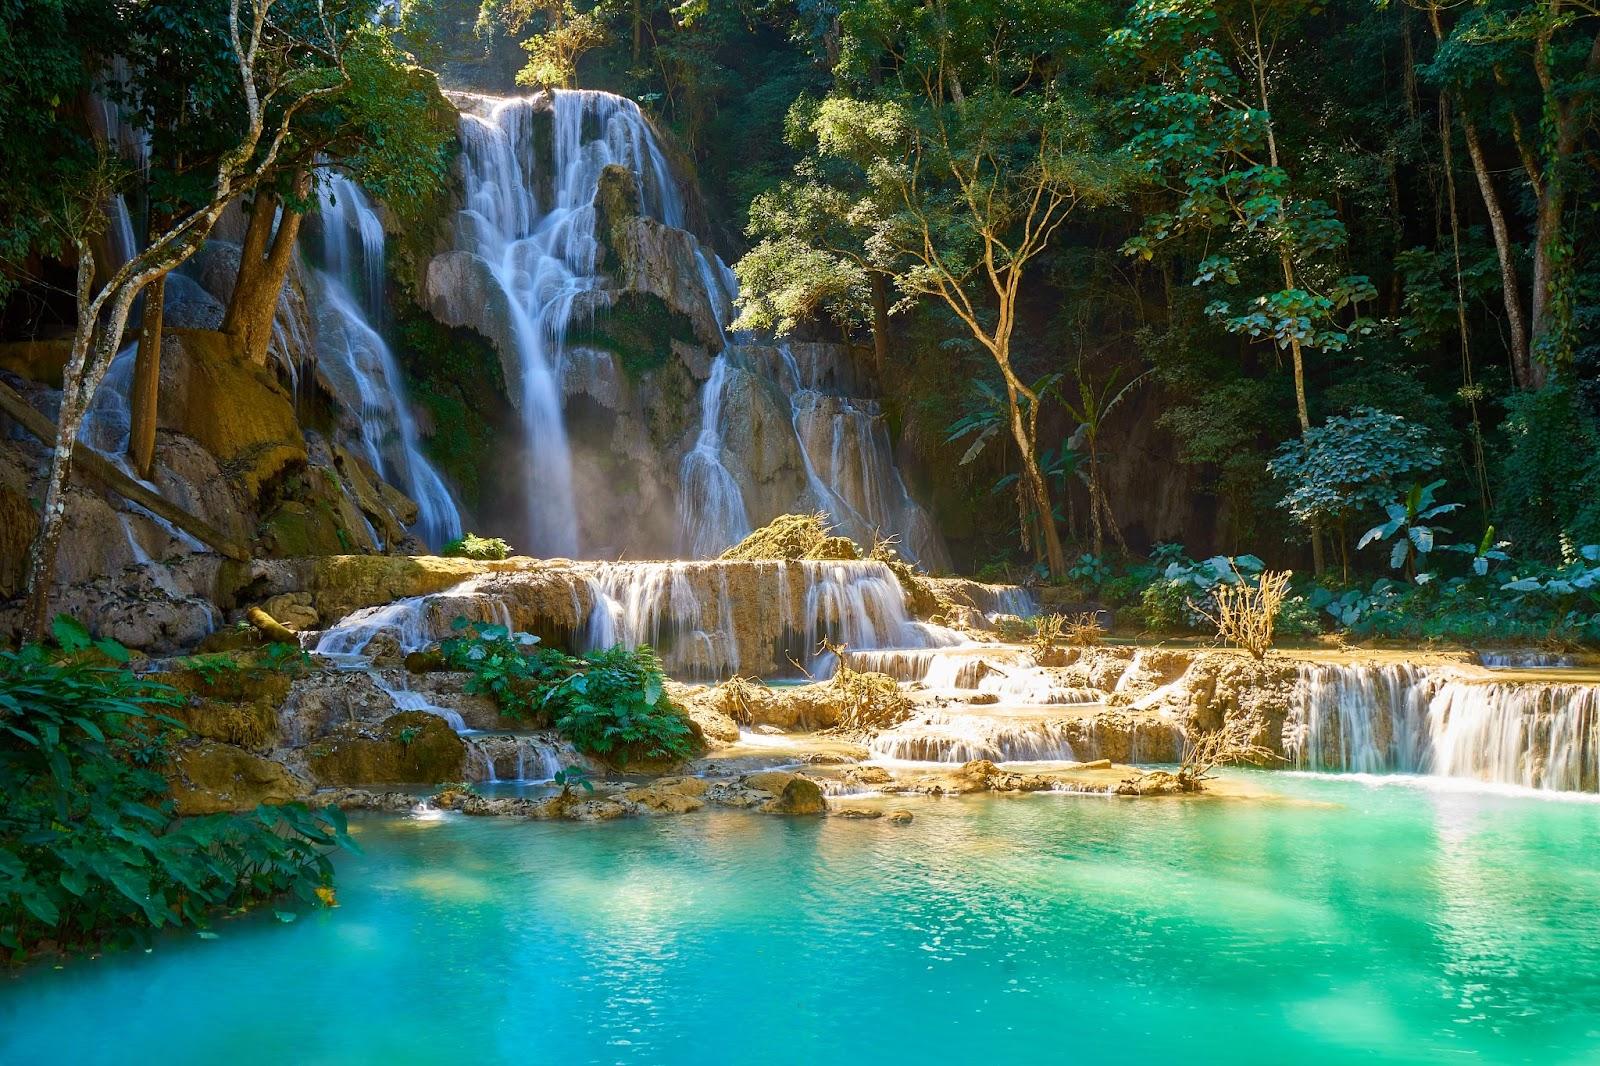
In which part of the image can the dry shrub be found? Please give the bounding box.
[1063,612,1104,647]
[1030,613,1066,655]
[1191,568,1292,660]
[715,675,768,725]
[819,638,910,731]
[1177,717,1279,788]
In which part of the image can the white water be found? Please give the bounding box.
[443,88,945,564]
[677,353,751,558]
[314,175,462,548]
[1287,664,1600,792]
[450,90,686,555]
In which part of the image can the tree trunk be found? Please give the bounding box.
[128,272,166,479]
[1461,121,1534,388]
[869,271,890,383]
[1001,378,1065,576]
[1526,30,1598,384]
[222,183,307,367]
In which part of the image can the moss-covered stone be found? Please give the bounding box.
[166,740,312,815]
[160,329,306,499]
[308,554,487,620]
[306,710,467,786]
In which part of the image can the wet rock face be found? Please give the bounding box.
[305,710,467,787]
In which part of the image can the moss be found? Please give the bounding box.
[389,300,514,515]
[306,711,467,786]
[721,512,842,561]
[568,292,698,379]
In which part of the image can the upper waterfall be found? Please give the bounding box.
[429,88,946,564]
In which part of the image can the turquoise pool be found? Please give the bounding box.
[4,773,1599,1064]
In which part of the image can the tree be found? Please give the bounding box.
[735,0,1129,577]
[1268,406,1443,578]
[1109,0,1379,573]
[19,0,360,638]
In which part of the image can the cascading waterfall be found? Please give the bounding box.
[314,559,965,680]
[1287,663,1600,792]
[313,174,462,548]
[779,344,948,568]
[441,86,946,564]
[677,353,751,558]
[450,90,685,556]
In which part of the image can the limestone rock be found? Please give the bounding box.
[167,740,312,815]
[305,710,466,786]
[624,776,709,815]
[261,592,319,632]
[761,776,827,815]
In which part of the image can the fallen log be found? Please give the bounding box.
[0,380,251,562]
[245,606,298,643]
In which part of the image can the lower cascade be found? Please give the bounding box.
[315,558,967,679]
[1287,663,1600,792]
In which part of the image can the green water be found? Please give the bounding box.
[5,773,1600,1065]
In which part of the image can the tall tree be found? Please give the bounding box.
[735,0,1127,577]
[16,0,361,637]
[1109,0,1378,571]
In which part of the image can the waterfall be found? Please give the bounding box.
[449,90,684,556]
[677,353,751,557]
[780,344,947,567]
[1287,663,1600,792]
[436,87,945,563]
[313,175,463,549]
[315,559,962,679]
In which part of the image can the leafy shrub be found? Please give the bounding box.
[1269,406,1442,535]
[441,533,512,561]
[548,646,693,764]
[1495,384,1600,559]
[1273,594,1323,637]
[440,619,569,722]
[0,618,352,963]
[1138,578,1197,632]
[440,619,693,764]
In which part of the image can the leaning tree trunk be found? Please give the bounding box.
[128,271,166,479]
[1002,379,1065,577]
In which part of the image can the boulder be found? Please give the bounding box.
[167,740,312,815]
[762,776,827,815]
[624,776,709,815]
[158,329,305,499]
[305,710,466,786]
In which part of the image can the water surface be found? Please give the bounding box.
[4,774,1599,1064]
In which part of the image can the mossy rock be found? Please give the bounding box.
[306,711,466,786]
[166,740,311,815]
[156,656,295,707]
[168,699,279,750]
[308,554,488,620]
[161,329,306,499]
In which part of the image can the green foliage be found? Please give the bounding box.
[548,645,692,764]
[0,618,352,963]
[440,619,567,723]
[1357,480,1464,581]
[439,619,693,763]
[1494,384,1600,559]
[1269,408,1443,531]
[554,765,595,795]
[441,533,513,561]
